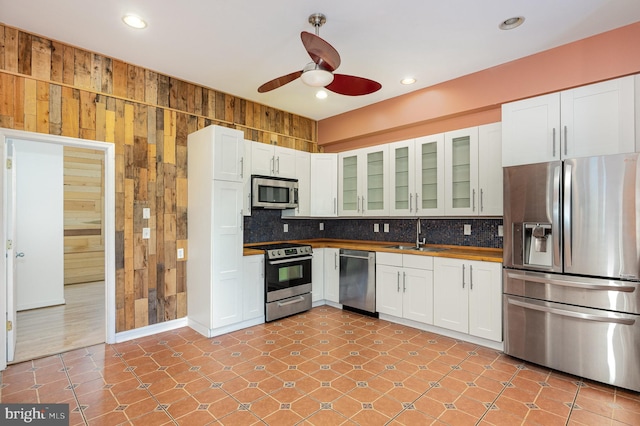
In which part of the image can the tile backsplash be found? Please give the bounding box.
[244,209,503,249]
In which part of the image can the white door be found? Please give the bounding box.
[14,140,65,311]
[5,139,17,363]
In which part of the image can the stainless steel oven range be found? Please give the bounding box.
[247,242,313,322]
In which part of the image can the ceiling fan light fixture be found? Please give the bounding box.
[499,16,525,30]
[301,63,334,87]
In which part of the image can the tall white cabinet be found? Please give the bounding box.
[187,125,260,337]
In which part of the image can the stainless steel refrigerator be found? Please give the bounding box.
[503,152,640,392]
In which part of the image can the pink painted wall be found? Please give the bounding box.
[319,22,640,152]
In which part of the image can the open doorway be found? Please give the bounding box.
[1,129,116,370]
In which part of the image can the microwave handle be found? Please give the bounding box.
[292,187,298,204]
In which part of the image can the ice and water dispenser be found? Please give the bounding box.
[511,222,553,268]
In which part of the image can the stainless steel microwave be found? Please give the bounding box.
[251,175,298,209]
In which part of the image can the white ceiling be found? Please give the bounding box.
[2,1,640,121]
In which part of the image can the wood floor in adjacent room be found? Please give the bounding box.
[11,281,105,364]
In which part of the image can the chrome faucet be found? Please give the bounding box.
[416,218,422,248]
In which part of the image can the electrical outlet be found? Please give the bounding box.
[142,208,150,219]
[464,224,472,235]
[283,224,288,233]
[177,248,184,259]
[374,223,380,233]
[319,222,324,231]
[142,227,150,239]
[498,225,504,237]
[383,223,390,233]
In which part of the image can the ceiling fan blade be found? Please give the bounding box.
[325,74,382,96]
[300,31,340,72]
[257,70,303,93]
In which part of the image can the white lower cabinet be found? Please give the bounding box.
[243,255,265,321]
[376,252,433,324]
[311,249,325,303]
[433,257,502,342]
[323,248,340,304]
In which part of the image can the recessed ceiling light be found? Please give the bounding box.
[401,77,416,85]
[499,16,525,30]
[122,14,147,29]
[315,90,328,99]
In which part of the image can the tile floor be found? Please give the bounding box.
[1,306,639,425]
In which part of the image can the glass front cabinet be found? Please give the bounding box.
[338,146,389,216]
[444,127,479,215]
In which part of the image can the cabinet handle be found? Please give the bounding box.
[415,193,419,212]
[270,156,275,175]
[335,252,338,269]
[564,126,568,156]
[462,264,466,289]
[240,157,244,179]
[403,272,406,293]
[397,271,400,292]
[276,156,280,174]
[552,128,556,157]
[239,210,243,230]
[480,189,484,212]
[357,196,361,213]
[409,193,413,213]
[472,189,476,212]
[362,196,365,214]
[470,265,473,290]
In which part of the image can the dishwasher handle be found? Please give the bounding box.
[339,254,372,260]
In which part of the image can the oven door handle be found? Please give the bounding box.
[506,271,636,293]
[277,296,306,307]
[268,256,313,265]
[508,298,636,325]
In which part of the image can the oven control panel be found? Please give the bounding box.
[267,245,312,260]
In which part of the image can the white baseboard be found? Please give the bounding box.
[114,317,188,343]
[188,317,265,338]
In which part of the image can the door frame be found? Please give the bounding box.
[1,128,116,370]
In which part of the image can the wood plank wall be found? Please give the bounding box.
[64,146,105,285]
[0,24,319,332]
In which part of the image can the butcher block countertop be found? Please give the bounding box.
[244,239,502,263]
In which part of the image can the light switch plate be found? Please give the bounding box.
[177,248,184,259]
[383,223,389,233]
[464,224,472,235]
[498,225,504,237]
[284,224,288,233]
[142,208,150,219]
[319,222,324,231]
[142,227,150,239]
[374,223,380,233]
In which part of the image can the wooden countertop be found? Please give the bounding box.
[244,239,502,263]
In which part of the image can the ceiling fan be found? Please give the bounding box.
[258,13,382,96]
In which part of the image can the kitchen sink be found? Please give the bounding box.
[385,245,448,252]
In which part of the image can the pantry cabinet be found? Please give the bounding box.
[338,145,389,216]
[433,257,502,342]
[502,75,635,166]
[376,252,434,324]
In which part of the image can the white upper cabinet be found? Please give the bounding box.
[338,145,389,216]
[310,153,338,217]
[444,127,479,215]
[251,143,297,178]
[477,123,503,216]
[389,134,445,216]
[502,75,636,166]
[281,150,311,218]
[187,125,245,183]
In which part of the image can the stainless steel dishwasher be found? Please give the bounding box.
[339,249,376,314]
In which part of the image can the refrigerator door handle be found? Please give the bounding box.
[563,164,573,268]
[552,165,562,268]
[505,271,637,292]
[508,298,636,326]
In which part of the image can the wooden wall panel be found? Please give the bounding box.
[0,23,317,333]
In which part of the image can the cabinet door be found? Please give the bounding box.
[445,127,478,215]
[312,249,325,303]
[415,134,445,216]
[282,150,310,218]
[561,76,635,159]
[243,255,264,321]
[501,93,561,166]
[274,146,297,178]
[242,140,252,216]
[310,154,338,217]
[402,267,433,324]
[433,257,468,333]
[212,126,245,182]
[363,146,389,216]
[468,261,502,342]
[389,139,415,216]
[376,265,403,316]
[338,150,360,215]
[211,180,244,328]
[478,123,503,216]
[251,142,275,176]
[323,248,340,303]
